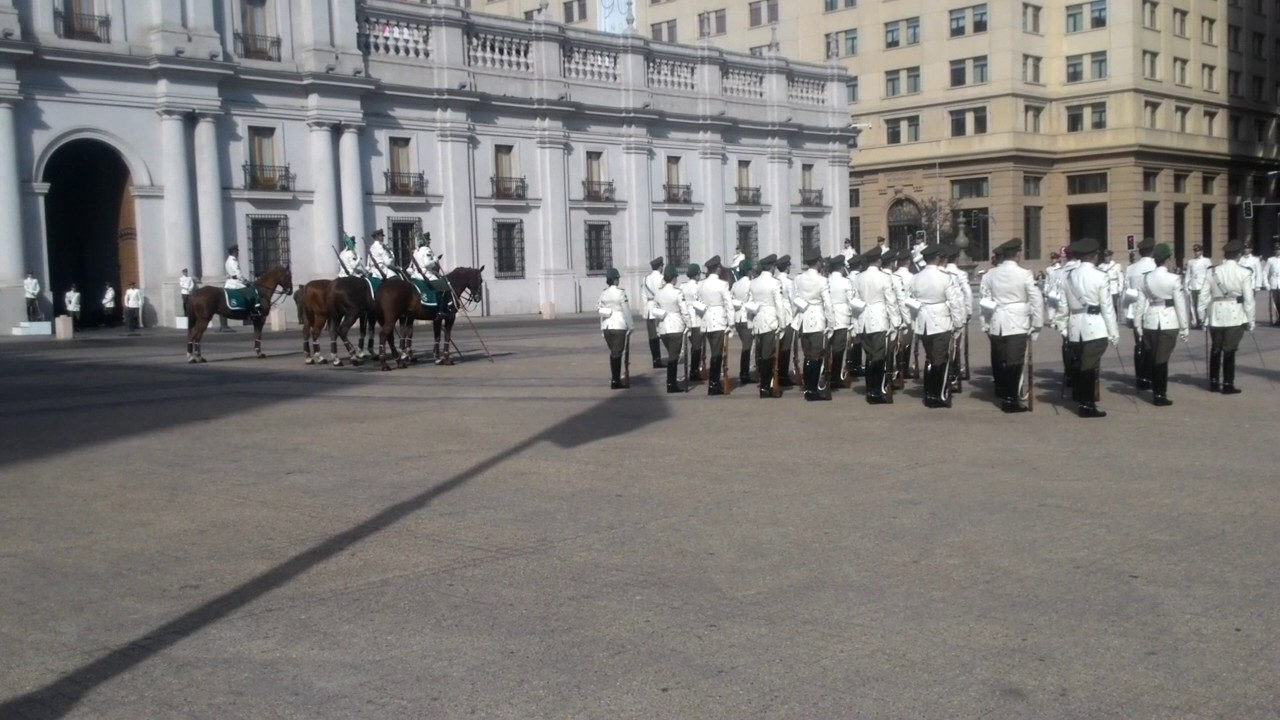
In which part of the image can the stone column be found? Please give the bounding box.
[160,109,195,326]
[436,120,477,273]
[309,120,340,278]
[194,114,225,284]
[0,99,26,330]
[765,141,791,256]
[338,124,365,240]
[621,131,653,304]
[699,137,726,260]
[536,124,572,317]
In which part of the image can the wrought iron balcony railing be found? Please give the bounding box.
[384,171,427,196]
[799,188,825,206]
[582,180,616,201]
[54,9,111,43]
[735,186,762,205]
[242,163,294,191]
[491,176,528,200]
[663,183,693,203]
[235,32,282,61]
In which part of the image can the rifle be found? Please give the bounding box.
[622,330,631,388]
[950,332,965,393]
[1023,336,1034,412]
[721,329,732,395]
[885,332,896,403]
[962,324,971,381]
[770,334,782,398]
[680,329,690,392]
[791,328,802,383]
[332,245,352,277]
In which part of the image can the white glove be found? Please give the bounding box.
[1030,330,1040,342]
[1108,334,1120,346]
[1178,329,1189,342]
[1248,323,1256,332]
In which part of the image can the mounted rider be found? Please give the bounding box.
[408,232,456,313]
[338,235,365,277]
[224,246,263,316]
[367,229,401,279]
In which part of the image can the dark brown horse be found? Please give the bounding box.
[327,276,380,366]
[186,265,293,362]
[374,267,485,370]
[294,279,333,364]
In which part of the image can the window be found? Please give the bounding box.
[824,0,837,10]
[493,143,520,195]
[1229,70,1241,96]
[951,59,965,87]
[1066,55,1084,83]
[246,214,290,274]
[1256,118,1269,142]
[650,20,676,41]
[248,126,276,168]
[1230,114,1242,140]
[1173,57,1187,85]
[1023,3,1041,32]
[844,28,858,56]
[737,222,760,261]
[563,0,586,23]
[827,30,857,58]
[845,77,859,103]
[1092,104,1108,129]
[800,163,815,192]
[849,188,860,207]
[387,136,421,195]
[1252,75,1265,101]
[973,107,988,134]
[973,55,988,84]
[1024,174,1042,196]
[848,217,861,249]
[664,223,690,268]
[1142,0,1159,29]
[749,45,768,56]
[238,0,278,59]
[1202,174,1216,195]
[1228,25,1240,51]
[1175,106,1189,132]
[1204,110,1217,136]
[1253,32,1266,58]
[1173,10,1188,37]
[1144,101,1160,128]
[801,225,821,258]
[950,110,967,137]
[1198,17,1216,45]
[1024,105,1042,132]
[1174,173,1189,193]
[493,220,525,278]
[951,177,990,199]
[748,0,777,27]
[884,21,900,48]
[1067,173,1108,195]
[388,217,421,268]
[1142,51,1159,80]
[973,4,988,32]
[697,9,726,37]
[1023,206,1042,260]
[1203,65,1216,91]
[246,126,288,190]
[1067,103,1107,131]
[1090,52,1107,79]
[905,17,920,44]
[886,116,920,144]
[950,8,966,36]
[906,66,920,94]
[1022,55,1042,83]
[389,136,411,176]
[1090,0,1107,28]
[664,156,684,200]
[885,69,902,97]
[524,10,536,20]
[585,222,612,275]
[1144,170,1160,192]
[1066,4,1084,32]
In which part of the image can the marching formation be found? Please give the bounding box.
[598,234,1267,417]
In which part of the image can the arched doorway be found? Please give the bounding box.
[887,197,923,251]
[43,140,136,327]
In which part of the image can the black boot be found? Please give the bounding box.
[739,350,753,385]
[850,345,865,378]
[1152,363,1172,406]
[708,357,723,396]
[1076,370,1107,417]
[1135,344,1149,391]
[778,351,795,387]
[1209,350,1221,393]
[1221,352,1241,394]
[689,348,704,382]
[649,338,663,369]
[922,363,938,408]
[666,360,682,394]
[1004,364,1030,413]
[1061,343,1073,387]
[610,356,623,389]
[866,361,887,404]
[758,358,774,398]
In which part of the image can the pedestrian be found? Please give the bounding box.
[731,258,756,386]
[23,271,40,321]
[979,239,1044,413]
[1134,243,1189,406]
[1054,238,1119,418]
[101,283,116,327]
[853,246,902,405]
[793,248,833,401]
[596,267,633,390]
[1197,239,1256,394]
[179,268,195,318]
[1265,244,1280,326]
[747,254,786,398]
[124,281,143,334]
[649,263,689,394]
[1123,237,1157,390]
[697,256,734,396]
[641,256,665,368]
[911,245,968,408]
[1185,244,1212,329]
[63,284,81,329]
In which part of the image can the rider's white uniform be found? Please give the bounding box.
[368,240,395,276]
[338,248,363,277]
[410,246,439,280]
[224,256,247,290]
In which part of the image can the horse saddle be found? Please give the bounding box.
[363,277,383,298]
[411,279,456,311]
[223,287,257,312]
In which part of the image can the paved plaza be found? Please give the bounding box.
[0,317,1278,719]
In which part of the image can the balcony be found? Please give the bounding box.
[735,186,762,205]
[799,188,825,206]
[242,164,294,191]
[582,180,616,202]
[491,176,528,200]
[235,32,282,62]
[664,184,693,204]
[384,171,427,196]
[54,9,111,43]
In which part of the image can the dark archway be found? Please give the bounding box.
[43,140,135,327]
[887,197,923,251]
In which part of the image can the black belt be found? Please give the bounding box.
[1148,299,1169,307]
[1212,296,1245,304]
[1087,306,1101,315]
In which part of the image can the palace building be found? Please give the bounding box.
[0,0,851,329]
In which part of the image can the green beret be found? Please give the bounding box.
[687,263,701,277]
[663,265,680,282]
[1153,244,1173,263]
[738,259,754,274]
[605,267,621,281]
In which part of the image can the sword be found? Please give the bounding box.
[622,330,631,388]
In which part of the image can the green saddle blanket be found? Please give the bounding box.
[223,288,258,312]
[363,277,383,298]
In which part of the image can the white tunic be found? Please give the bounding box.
[680,278,704,330]
[1098,260,1123,297]
[596,285,634,332]
[731,276,753,325]
[224,256,246,290]
[697,273,735,334]
[23,277,40,298]
[792,268,832,334]
[179,274,195,295]
[1266,256,1280,290]
[64,290,81,312]
[1123,256,1157,321]
[853,266,901,335]
[650,284,689,335]
[1056,262,1119,342]
[889,269,912,330]
[124,288,143,309]
[1134,266,1188,333]
[911,265,966,336]
[826,272,855,330]
[1198,259,1256,329]
[641,270,663,320]
[775,270,796,328]
[945,262,973,321]
[747,272,787,335]
[369,240,395,275]
[1239,253,1263,290]
[102,287,116,309]
[411,246,438,280]
[979,260,1044,336]
[1185,256,1212,291]
[338,248,363,277]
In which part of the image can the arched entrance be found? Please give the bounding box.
[887,197,923,251]
[43,139,136,327]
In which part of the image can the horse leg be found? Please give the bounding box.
[302,313,314,364]
[186,317,198,363]
[359,315,374,359]
[193,316,211,362]
[314,318,331,363]
[438,316,456,366]
[433,316,442,361]
[404,319,415,365]
[254,317,266,358]
[379,321,395,371]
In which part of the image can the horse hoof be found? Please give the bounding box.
[304,357,315,365]
[332,359,344,367]
[381,365,392,372]
[198,357,207,364]
[188,357,197,364]
[257,353,267,359]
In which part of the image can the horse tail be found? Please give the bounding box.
[294,288,305,324]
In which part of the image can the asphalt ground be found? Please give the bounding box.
[1,314,1278,719]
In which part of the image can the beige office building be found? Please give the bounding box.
[482,0,1280,265]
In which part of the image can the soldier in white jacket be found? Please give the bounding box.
[124,281,143,333]
[1266,244,1280,326]
[1239,245,1263,294]
[891,250,917,383]
[23,272,41,321]
[697,255,735,396]
[680,263,706,383]
[1054,238,1119,418]
[337,235,364,277]
[649,264,689,394]
[179,268,196,318]
[944,246,974,384]
[1134,243,1189,406]
[63,284,81,329]
[826,256,857,391]
[912,245,968,408]
[774,255,797,386]
[596,267,634,390]
[1098,249,1123,316]
[1123,237,1158,390]
[793,249,834,401]
[641,257,665,368]
[747,254,788,398]
[730,258,756,386]
[1184,244,1212,329]
[979,239,1044,413]
[101,284,116,327]
[854,246,902,404]
[1198,239,1256,394]
[845,254,866,378]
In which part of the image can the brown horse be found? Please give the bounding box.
[327,276,380,366]
[294,279,333,364]
[374,266,485,370]
[185,265,294,362]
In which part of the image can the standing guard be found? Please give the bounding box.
[912,245,967,408]
[854,246,902,404]
[731,258,756,386]
[698,256,735,396]
[1045,246,1078,386]
[980,239,1044,413]
[748,254,786,398]
[826,255,856,391]
[1054,238,1119,418]
[596,268,634,390]
[338,235,364,277]
[642,257,665,368]
[1134,244,1189,406]
[1185,244,1212,329]
[1198,239,1256,394]
[1123,237,1157,390]
[681,263,706,382]
[1098,249,1123,316]
[794,249,834,401]
[649,265,690,394]
[774,255,797,386]
[179,269,195,318]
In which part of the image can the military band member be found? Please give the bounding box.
[774,254,797,386]
[731,258,756,386]
[642,257,665,368]
[748,254,787,398]
[650,264,689,394]
[1133,244,1189,406]
[1198,239,1256,394]
[826,255,856,391]
[854,246,902,404]
[681,263,706,382]
[1054,238,1119,418]
[1267,245,1280,326]
[792,249,833,401]
[597,267,634,390]
[980,239,1044,413]
[1185,244,1212,329]
[1123,237,1157,390]
[891,249,917,382]
[911,245,967,408]
[698,255,735,396]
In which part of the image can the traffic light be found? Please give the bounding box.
[1126,234,1136,251]
[1243,200,1254,219]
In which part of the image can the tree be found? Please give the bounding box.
[918,196,963,245]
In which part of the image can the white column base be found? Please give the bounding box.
[0,284,32,334]
[12,321,52,336]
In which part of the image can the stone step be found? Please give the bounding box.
[11,321,53,336]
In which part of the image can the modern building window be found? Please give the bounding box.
[246,214,290,273]
[1023,206,1042,260]
[846,77,859,103]
[972,4,988,32]
[827,30,857,58]
[886,116,920,144]
[973,56,988,84]
[1228,25,1241,51]
[584,221,612,275]
[493,220,526,279]
[650,20,677,41]
[950,5,989,37]
[905,17,920,44]
[849,187,861,207]
[748,0,778,27]
[1024,105,1042,132]
[1230,115,1242,140]
[1066,55,1084,83]
[1090,0,1107,28]
[563,0,587,23]
[1174,173,1189,193]
[884,68,908,97]
[1229,70,1241,96]
[1142,0,1159,29]
[905,66,920,93]
[1252,75,1265,101]
[884,21,900,48]
[664,223,690,268]
[844,28,858,56]
[950,110,967,137]
[697,9,726,37]
[1023,55,1042,83]
[1173,57,1188,85]
[1144,170,1160,192]
[1253,32,1265,58]
[1091,104,1108,129]
[1202,64,1216,91]
[951,59,966,87]
[1066,4,1084,32]
[1201,17,1215,44]
[1202,174,1216,195]
[1175,106,1189,132]
[1144,101,1160,128]
[950,8,966,36]
[1204,111,1217,136]
[1024,174,1042,196]
[951,177,990,199]
[1090,51,1107,79]
[1142,51,1159,80]
[1067,103,1107,131]
[1022,3,1041,33]
[1067,173,1108,195]
[848,217,861,249]
[1173,10,1187,38]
